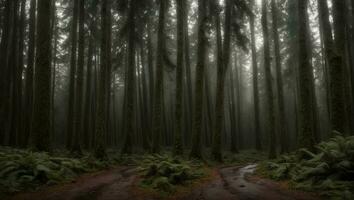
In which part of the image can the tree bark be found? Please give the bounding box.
[271,0,288,153]
[94,0,110,158]
[249,7,262,151]
[174,0,185,155]
[32,0,52,151]
[72,0,85,154]
[152,0,167,154]
[190,0,207,159]
[297,0,316,150]
[121,0,136,154]
[262,0,276,158]
[23,0,37,147]
[66,0,79,149]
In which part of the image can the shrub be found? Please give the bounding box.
[260,135,354,199]
[138,154,205,193]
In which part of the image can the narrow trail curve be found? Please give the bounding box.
[217,164,319,200]
[8,165,320,200]
[186,164,320,200]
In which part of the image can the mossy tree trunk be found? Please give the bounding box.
[72,0,85,154]
[83,0,98,149]
[32,0,52,152]
[121,0,137,155]
[212,0,232,162]
[271,0,288,153]
[152,0,167,154]
[332,0,351,135]
[66,0,79,149]
[174,0,185,156]
[22,0,37,147]
[190,0,207,159]
[297,0,316,150]
[249,3,262,150]
[94,0,110,158]
[262,0,276,159]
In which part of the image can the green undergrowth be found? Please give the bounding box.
[137,153,207,195]
[0,147,124,196]
[258,135,354,200]
[222,150,267,165]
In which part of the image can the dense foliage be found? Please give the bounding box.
[138,154,206,193]
[0,148,122,195]
[259,135,354,199]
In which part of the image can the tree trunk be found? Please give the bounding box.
[22,0,36,147]
[271,0,288,153]
[0,0,15,145]
[262,0,276,158]
[229,63,238,153]
[94,0,110,158]
[234,52,243,150]
[121,0,136,154]
[190,0,207,159]
[66,0,79,149]
[249,5,262,150]
[51,0,57,146]
[32,0,52,151]
[297,0,316,150]
[83,0,98,149]
[332,0,352,135]
[72,0,85,154]
[152,0,167,154]
[174,0,185,155]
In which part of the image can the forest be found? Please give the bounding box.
[0,0,354,199]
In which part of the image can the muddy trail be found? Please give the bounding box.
[8,165,320,200]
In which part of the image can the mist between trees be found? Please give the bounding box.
[0,0,353,161]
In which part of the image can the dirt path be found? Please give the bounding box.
[186,165,319,200]
[8,165,320,200]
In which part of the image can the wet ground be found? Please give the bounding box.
[8,165,320,200]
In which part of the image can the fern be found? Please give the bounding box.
[261,135,354,199]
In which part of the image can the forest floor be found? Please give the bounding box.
[7,164,320,200]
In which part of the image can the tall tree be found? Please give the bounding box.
[271,0,288,153]
[0,0,14,145]
[297,0,316,149]
[83,0,98,149]
[262,0,276,158]
[72,0,85,154]
[183,0,193,144]
[121,0,137,155]
[66,0,79,149]
[152,0,167,154]
[174,0,185,155]
[229,62,238,153]
[234,52,243,150]
[31,0,52,151]
[94,0,110,158]
[317,0,344,136]
[332,0,351,135]
[212,0,223,161]
[8,0,20,146]
[190,0,207,159]
[212,0,232,162]
[249,0,261,150]
[23,0,37,147]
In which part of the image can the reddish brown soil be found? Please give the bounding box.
[6,165,321,200]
